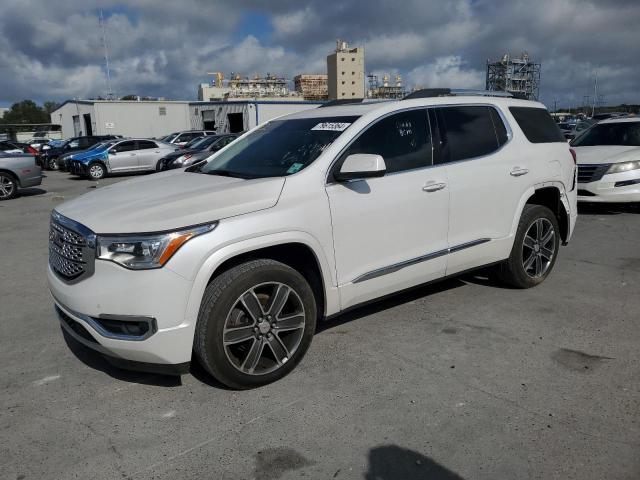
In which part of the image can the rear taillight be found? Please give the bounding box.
[27,146,38,155]
[569,148,577,165]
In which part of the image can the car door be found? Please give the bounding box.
[431,105,532,274]
[107,140,138,172]
[135,140,161,170]
[325,108,449,309]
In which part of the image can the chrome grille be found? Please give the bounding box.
[49,212,96,283]
[577,164,610,183]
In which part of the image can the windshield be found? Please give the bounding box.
[572,122,640,147]
[196,116,359,179]
[185,136,213,150]
[161,133,178,143]
[91,140,118,151]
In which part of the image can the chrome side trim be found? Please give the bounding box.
[352,238,491,283]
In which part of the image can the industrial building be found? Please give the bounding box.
[51,99,321,138]
[367,74,406,99]
[486,52,541,100]
[294,74,329,101]
[198,72,302,101]
[327,40,365,100]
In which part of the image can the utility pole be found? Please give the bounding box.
[591,71,598,118]
[99,10,114,100]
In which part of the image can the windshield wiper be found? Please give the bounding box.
[203,169,253,179]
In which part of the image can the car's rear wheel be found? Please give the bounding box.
[497,205,560,288]
[88,162,106,180]
[195,259,317,389]
[0,172,17,200]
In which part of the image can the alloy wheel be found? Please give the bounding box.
[223,282,306,375]
[522,218,555,278]
[0,175,15,199]
[89,165,104,179]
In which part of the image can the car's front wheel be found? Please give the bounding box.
[48,157,58,170]
[497,204,560,288]
[195,259,317,389]
[88,162,107,180]
[0,172,17,200]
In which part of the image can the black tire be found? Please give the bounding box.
[0,172,18,200]
[155,160,164,172]
[87,162,106,180]
[48,157,58,170]
[497,205,560,288]
[194,259,317,389]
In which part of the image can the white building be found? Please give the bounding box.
[51,99,322,138]
[327,40,365,100]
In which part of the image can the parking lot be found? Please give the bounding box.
[0,171,638,479]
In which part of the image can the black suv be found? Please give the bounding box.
[40,135,120,170]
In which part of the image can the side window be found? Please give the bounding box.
[434,106,501,163]
[68,139,80,149]
[137,140,157,150]
[340,109,432,174]
[111,141,136,153]
[509,107,566,143]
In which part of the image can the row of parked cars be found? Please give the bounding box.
[0,130,240,199]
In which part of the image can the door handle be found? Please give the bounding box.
[510,167,529,177]
[422,182,447,192]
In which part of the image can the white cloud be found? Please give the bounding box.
[407,56,484,90]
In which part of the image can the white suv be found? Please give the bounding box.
[48,90,577,389]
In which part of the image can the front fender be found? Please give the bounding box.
[181,231,340,324]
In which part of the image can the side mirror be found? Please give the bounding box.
[335,154,386,181]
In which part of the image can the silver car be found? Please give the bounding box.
[0,152,43,200]
[68,139,178,180]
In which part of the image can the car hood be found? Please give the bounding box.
[163,149,197,161]
[72,149,108,162]
[55,170,286,233]
[572,145,640,165]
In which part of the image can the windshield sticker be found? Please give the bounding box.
[311,122,351,132]
[286,163,304,174]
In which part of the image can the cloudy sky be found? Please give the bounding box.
[1,0,638,109]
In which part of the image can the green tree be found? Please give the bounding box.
[0,100,50,124]
[43,101,59,115]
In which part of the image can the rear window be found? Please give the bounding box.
[509,107,566,143]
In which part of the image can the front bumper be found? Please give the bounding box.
[48,260,198,370]
[577,169,640,203]
[68,161,89,176]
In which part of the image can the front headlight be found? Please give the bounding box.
[42,145,51,150]
[173,154,192,166]
[607,161,640,174]
[97,223,216,269]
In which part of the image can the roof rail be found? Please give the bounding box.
[320,98,365,108]
[403,88,522,100]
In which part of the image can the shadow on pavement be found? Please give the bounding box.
[18,187,47,197]
[365,445,465,480]
[578,202,640,215]
[317,277,465,334]
[62,329,182,387]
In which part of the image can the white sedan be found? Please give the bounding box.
[572,117,640,203]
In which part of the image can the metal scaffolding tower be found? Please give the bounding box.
[486,52,541,100]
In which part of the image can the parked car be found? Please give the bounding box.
[571,116,640,202]
[162,130,217,148]
[558,120,594,141]
[591,112,628,121]
[0,152,43,200]
[58,140,119,172]
[68,138,178,179]
[39,135,120,170]
[0,140,39,156]
[48,90,577,388]
[157,134,239,171]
